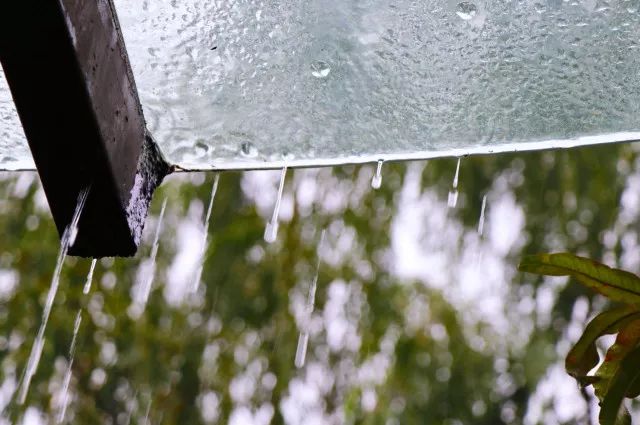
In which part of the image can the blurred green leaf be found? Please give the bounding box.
[519,253,640,305]
[594,319,640,400]
[599,344,640,425]
[565,306,638,380]
[520,253,640,425]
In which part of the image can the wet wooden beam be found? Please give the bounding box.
[0,0,170,257]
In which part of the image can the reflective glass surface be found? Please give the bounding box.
[0,69,31,170]
[114,0,640,169]
[2,1,640,170]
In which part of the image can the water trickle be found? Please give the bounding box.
[447,158,461,208]
[57,310,82,424]
[123,390,139,425]
[83,259,98,295]
[139,198,167,307]
[371,160,383,190]
[456,1,478,20]
[310,61,331,78]
[264,167,287,243]
[192,174,220,293]
[295,230,326,368]
[18,186,90,404]
[143,396,152,425]
[478,195,487,236]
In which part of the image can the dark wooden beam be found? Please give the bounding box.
[0,0,170,257]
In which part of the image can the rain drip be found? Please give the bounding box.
[478,195,487,236]
[264,167,287,243]
[448,158,461,208]
[295,229,326,368]
[123,390,139,425]
[191,173,220,293]
[143,396,152,425]
[83,259,98,295]
[139,198,167,308]
[371,160,383,189]
[57,310,82,424]
[18,186,90,405]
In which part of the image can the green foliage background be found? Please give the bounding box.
[1,142,639,424]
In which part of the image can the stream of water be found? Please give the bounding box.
[17,186,90,404]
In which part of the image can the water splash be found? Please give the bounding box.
[264,167,287,243]
[18,186,90,404]
[371,160,383,189]
[478,195,487,236]
[57,310,82,423]
[447,158,461,208]
[139,198,167,307]
[191,174,220,293]
[83,259,98,295]
[295,230,326,368]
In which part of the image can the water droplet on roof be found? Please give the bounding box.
[310,61,331,78]
[456,2,478,20]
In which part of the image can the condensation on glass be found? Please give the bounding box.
[2,1,640,170]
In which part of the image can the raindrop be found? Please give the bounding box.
[194,141,209,157]
[18,186,90,404]
[310,60,331,78]
[478,195,487,235]
[240,142,258,158]
[295,230,326,368]
[192,174,220,293]
[139,198,167,308]
[264,167,287,243]
[83,259,98,295]
[371,160,383,190]
[456,1,478,20]
[57,310,82,424]
[447,158,461,208]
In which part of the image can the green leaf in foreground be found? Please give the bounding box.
[565,306,639,381]
[519,253,640,305]
[519,252,640,425]
[594,319,640,398]
[600,345,640,425]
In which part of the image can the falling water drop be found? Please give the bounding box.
[192,174,220,293]
[456,1,478,20]
[18,186,90,404]
[139,198,167,307]
[478,195,487,236]
[264,167,287,243]
[371,160,383,190]
[57,310,82,424]
[310,60,331,78]
[452,158,461,188]
[123,390,139,425]
[295,230,326,368]
[143,396,152,425]
[83,259,98,295]
[448,158,461,208]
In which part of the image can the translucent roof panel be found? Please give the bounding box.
[112,0,640,169]
[0,68,32,170]
[2,3,640,171]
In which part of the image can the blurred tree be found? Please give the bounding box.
[0,142,636,424]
